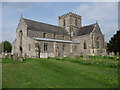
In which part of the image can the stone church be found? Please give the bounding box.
[12,12,106,58]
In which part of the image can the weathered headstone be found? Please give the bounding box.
[111,52,115,56]
[1,52,5,59]
[117,52,119,56]
[8,54,12,59]
[69,52,74,59]
[83,54,89,60]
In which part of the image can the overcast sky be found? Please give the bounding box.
[1,2,118,43]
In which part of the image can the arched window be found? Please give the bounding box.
[97,37,99,40]
[43,33,47,38]
[19,30,23,45]
[20,46,22,52]
[83,41,87,49]
[63,19,65,26]
[19,30,23,37]
[96,36,99,48]
[75,19,77,26]
[44,43,47,52]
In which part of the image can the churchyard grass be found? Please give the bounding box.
[2,56,118,88]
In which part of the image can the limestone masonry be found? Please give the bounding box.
[12,12,106,58]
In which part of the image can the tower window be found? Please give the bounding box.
[63,19,65,26]
[19,30,23,37]
[43,33,47,38]
[44,43,48,52]
[83,41,87,49]
[75,19,77,26]
[20,46,22,52]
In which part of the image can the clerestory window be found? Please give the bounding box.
[43,33,47,38]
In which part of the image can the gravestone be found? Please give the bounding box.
[1,52,5,58]
[111,52,115,56]
[117,52,119,56]
[69,52,75,59]
[83,54,89,60]
[8,54,12,59]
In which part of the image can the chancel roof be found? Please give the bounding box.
[23,18,69,35]
[74,24,96,36]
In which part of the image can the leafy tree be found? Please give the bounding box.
[0,43,2,53]
[107,30,120,55]
[0,41,12,53]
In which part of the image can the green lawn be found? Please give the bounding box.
[2,56,118,88]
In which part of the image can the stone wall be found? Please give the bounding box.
[73,34,91,55]
[73,32,105,56]
[27,29,70,40]
[34,40,71,58]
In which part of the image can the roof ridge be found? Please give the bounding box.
[23,18,64,29]
[74,23,95,36]
[81,23,96,28]
[22,17,68,35]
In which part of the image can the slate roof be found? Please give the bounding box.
[74,24,96,36]
[23,18,69,35]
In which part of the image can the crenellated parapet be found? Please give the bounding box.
[59,12,81,19]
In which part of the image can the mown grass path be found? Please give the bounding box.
[2,58,118,88]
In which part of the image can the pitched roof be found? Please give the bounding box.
[22,18,69,35]
[74,24,96,36]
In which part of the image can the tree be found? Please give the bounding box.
[107,30,120,55]
[0,41,12,53]
[0,43,2,53]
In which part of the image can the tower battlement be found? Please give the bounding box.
[59,12,81,19]
[58,12,82,36]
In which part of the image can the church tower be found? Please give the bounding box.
[58,12,82,37]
